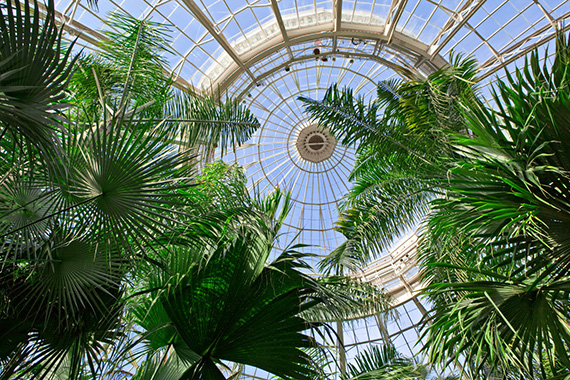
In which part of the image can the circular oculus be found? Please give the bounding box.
[295,125,336,163]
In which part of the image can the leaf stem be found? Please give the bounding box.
[1,194,102,239]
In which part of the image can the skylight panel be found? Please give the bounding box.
[549,0,570,16]
[416,5,448,44]
[71,5,108,33]
[114,0,150,17]
[55,0,76,9]
[201,0,233,24]
[396,0,427,38]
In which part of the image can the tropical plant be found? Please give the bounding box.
[130,186,323,380]
[299,55,479,274]
[343,344,427,380]
[67,12,260,155]
[311,343,458,380]
[0,0,76,148]
[301,29,570,379]
[1,3,390,379]
[419,33,570,378]
[89,161,387,380]
[0,2,260,378]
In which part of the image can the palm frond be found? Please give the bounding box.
[421,274,570,378]
[51,118,195,255]
[5,288,126,380]
[0,0,76,147]
[344,344,426,380]
[299,85,435,166]
[166,92,260,158]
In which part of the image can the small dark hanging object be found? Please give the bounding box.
[285,66,290,72]
[313,48,320,55]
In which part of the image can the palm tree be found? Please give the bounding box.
[419,33,570,378]
[81,160,388,380]
[1,4,388,379]
[0,3,259,378]
[130,184,323,380]
[299,55,479,274]
[301,33,570,378]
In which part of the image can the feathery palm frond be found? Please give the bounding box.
[299,84,436,166]
[166,91,260,159]
[102,12,173,116]
[301,57,479,273]
[67,12,173,122]
[324,164,439,273]
[419,33,570,378]
[397,53,479,135]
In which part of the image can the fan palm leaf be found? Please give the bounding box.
[0,0,76,147]
[343,344,427,380]
[421,273,570,378]
[132,189,320,380]
[50,118,195,255]
[0,280,126,380]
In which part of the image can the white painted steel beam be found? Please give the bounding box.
[384,0,408,43]
[179,0,256,82]
[427,0,487,58]
[270,0,294,60]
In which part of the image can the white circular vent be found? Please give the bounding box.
[296,125,336,163]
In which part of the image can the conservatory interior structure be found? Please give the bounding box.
[2,0,570,378]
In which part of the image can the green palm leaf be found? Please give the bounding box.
[51,119,195,254]
[300,57,479,273]
[159,243,318,380]
[421,274,570,378]
[165,92,260,159]
[344,344,426,380]
[0,0,76,146]
[133,185,365,380]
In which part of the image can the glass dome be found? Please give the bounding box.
[50,0,570,376]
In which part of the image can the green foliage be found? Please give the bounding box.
[343,344,427,380]
[301,55,479,274]
[1,6,380,378]
[419,33,570,378]
[0,4,263,379]
[68,12,173,118]
[132,189,321,380]
[0,0,76,148]
[302,23,570,379]
[167,92,260,159]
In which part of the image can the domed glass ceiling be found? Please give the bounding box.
[50,0,570,376]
